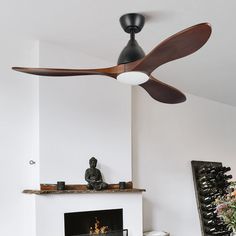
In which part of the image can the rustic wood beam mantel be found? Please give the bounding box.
[23,182,146,195]
[23,188,146,195]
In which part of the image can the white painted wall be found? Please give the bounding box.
[0,40,133,236]
[0,39,39,236]
[2,38,236,236]
[132,88,236,236]
[38,41,132,184]
[35,193,143,236]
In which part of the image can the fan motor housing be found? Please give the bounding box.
[118,13,146,64]
[117,39,145,65]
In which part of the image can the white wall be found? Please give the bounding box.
[0,40,133,236]
[0,39,39,236]
[132,87,236,236]
[38,41,132,184]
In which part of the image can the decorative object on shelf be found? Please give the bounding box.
[29,160,36,165]
[57,181,65,190]
[191,160,233,235]
[119,182,126,189]
[215,182,236,234]
[85,157,108,191]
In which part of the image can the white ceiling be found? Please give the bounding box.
[1,0,236,106]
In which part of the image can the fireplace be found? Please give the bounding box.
[64,209,124,236]
[33,192,142,236]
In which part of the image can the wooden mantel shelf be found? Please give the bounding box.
[23,182,145,195]
[23,188,146,195]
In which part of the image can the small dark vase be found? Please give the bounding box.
[57,181,65,190]
[119,182,126,189]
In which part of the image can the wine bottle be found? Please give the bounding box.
[202,211,217,219]
[199,177,217,184]
[200,179,230,189]
[198,174,232,184]
[200,188,218,196]
[198,166,231,175]
[198,169,220,179]
[205,226,219,233]
[214,174,231,183]
[199,180,216,188]
[213,166,231,173]
[216,180,230,189]
[198,175,216,182]
[217,166,231,173]
[209,231,232,236]
[200,194,221,204]
[204,223,230,233]
[199,183,215,191]
[201,203,216,212]
[218,174,233,181]
[198,166,214,175]
[204,227,230,235]
[203,218,223,227]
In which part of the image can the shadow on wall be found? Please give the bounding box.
[143,197,154,231]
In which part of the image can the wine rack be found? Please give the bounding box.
[191,161,232,236]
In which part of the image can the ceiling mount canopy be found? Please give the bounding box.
[119,13,145,34]
[12,13,212,104]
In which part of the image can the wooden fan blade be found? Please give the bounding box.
[133,23,212,74]
[12,65,125,78]
[139,76,186,104]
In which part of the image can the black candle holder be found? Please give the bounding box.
[119,182,126,189]
[57,181,65,190]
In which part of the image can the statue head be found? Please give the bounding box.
[89,157,97,168]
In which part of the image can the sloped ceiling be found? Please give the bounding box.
[1,0,236,106]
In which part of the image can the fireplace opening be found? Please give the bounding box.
[64,209,124,236]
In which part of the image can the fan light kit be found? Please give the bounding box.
[12,13,212,104]
[117,72,149,85]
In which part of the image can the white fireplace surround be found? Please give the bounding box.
[35,193,143,236]
[20,42,143,236]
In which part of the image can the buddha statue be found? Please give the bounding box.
[85,157,108,191]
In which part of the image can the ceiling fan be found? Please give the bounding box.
[12,13,212,104]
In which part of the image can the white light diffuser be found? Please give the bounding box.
[117,71,149,85]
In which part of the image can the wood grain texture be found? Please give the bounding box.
[140,75,186,104]
[40,182,133,191]
[133,23,212,75]
[22,189,145,195]
[12,64,125,78]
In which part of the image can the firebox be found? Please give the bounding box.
[64,209,124,236]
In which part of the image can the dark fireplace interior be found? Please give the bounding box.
[64,209,123,236]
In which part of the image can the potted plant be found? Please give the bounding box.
[215,182,236,235]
